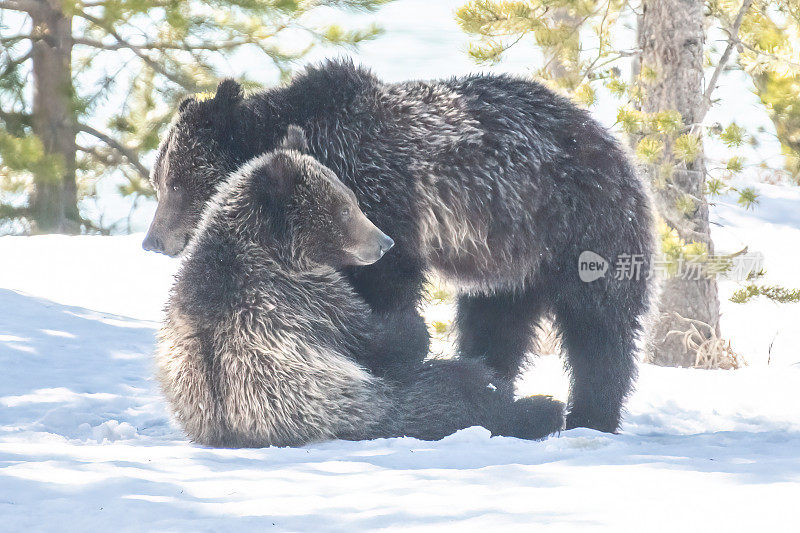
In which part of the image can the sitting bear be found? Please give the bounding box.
[144,60,654,433]
[156,128,564,448]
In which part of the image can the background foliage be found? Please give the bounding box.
[0,0,388,233]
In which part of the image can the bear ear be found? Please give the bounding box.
[280,125,309,153]
[214,79,243,107]
[261,153,298,199]
[178,96,196,113]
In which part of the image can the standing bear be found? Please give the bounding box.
[144,60,654,433]
[157,128,565,447]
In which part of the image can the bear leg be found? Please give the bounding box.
[556,303,640,433]
[344,248,430,366]
[504,395,565,440]
[455,290,547,381]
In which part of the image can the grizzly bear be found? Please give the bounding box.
[156,128,564,447]
[144,60,654,433]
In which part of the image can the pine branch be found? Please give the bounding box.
[0,48,33,81]
[72,36,256,52]
[0,107,32,134]
[699,0,754,122]
[0,34,36,45]
[77,0,173,7]
[77,124,149,178]
[78,0,117,6]
[735,38,800,71]
[0,203,29,220]
[75,11,199,91]
[0,0,38,13]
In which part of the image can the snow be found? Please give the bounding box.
[713,182,800,367]
[2,1,800,527]
[2,186,800,531]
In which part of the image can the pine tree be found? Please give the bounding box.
[0,0,387,234]
[456,0,799,367]
[727,0,800,182]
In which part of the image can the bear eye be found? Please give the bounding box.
[340,207,350,217]
[172,185,180,192]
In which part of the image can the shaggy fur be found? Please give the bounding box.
[156,139,564,447]
[145,60,654,433]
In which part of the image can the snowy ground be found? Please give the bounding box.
[1,182,799,531]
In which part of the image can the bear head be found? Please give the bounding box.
[216,126,394,269]
[143,79,246,256]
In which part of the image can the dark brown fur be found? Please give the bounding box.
[145,61,654,432]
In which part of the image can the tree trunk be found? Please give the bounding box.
[638,0,721,366]
[29,0,79,233]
